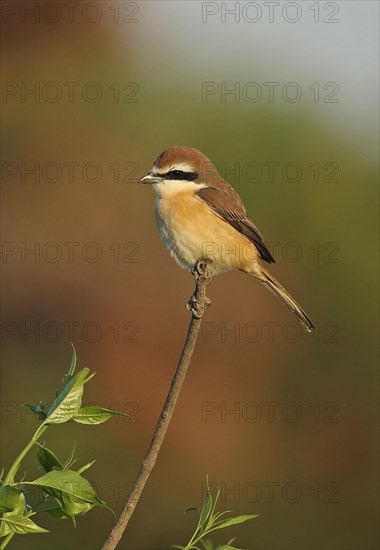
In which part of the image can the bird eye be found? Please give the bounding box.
[165,169,198,181]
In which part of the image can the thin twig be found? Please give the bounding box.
[102,260,212,550]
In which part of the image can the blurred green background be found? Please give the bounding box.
[1,1,378,549]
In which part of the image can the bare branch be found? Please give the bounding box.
[102,260,212,550]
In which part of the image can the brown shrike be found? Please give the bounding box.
[140,146,315,332]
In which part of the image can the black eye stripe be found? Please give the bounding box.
[164,169,198,181]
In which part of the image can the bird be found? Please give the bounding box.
[140,146,315,332]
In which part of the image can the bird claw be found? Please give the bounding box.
[191,259,213,283]
[186,260,213,318]
[186,294,211,318]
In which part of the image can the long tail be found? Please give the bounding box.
[259,268,315,332]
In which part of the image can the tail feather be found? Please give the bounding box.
[260,269,315,333]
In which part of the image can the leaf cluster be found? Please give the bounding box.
[0,345,133,547]
[173,478,258,550]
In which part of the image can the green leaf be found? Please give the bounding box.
[27,469,95,506]
[68,342,77,377]
[36,443,62,472]
[59,343,78,394]
[73,405,134,425]
[0,514,49,535]
[43,501,70,521]
[209,514,259,533]
[0,487,27,537]
[76,461,95,475]
[199,480,213,529]
[215,542,239,550]
[25,470,111,518]
[46,368,92,423]
[0,518,12,537]
[24,402,47,420]
[210,510,232,524]
[61,442,76,470]
[209,487,221,523]
[0,486,25,514]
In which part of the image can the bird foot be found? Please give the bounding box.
[186,294,211,319]
[191,259,213,283]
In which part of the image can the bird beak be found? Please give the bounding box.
[139,172,162,184]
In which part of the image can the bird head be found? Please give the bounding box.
[139,146,218,195]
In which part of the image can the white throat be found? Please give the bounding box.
[152,180,207,198]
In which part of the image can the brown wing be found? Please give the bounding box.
[196,186,275,264]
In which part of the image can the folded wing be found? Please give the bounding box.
[196,185,275,264]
